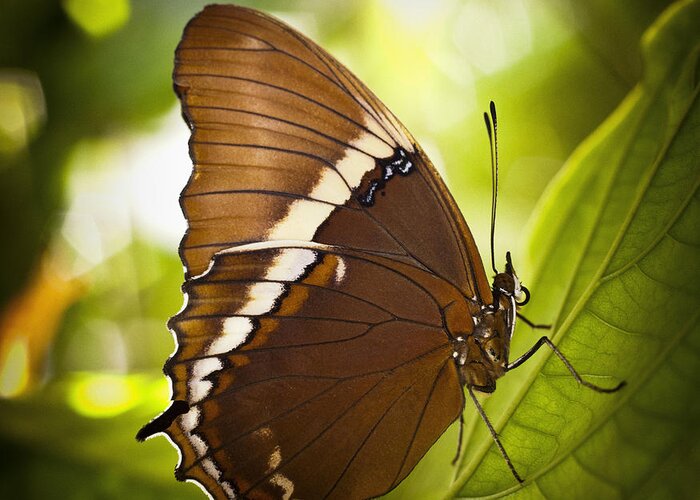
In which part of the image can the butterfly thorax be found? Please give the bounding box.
[451,266,523,393]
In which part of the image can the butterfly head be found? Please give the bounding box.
[493,251,530,306]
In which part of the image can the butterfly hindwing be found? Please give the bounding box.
[165,243,465,499]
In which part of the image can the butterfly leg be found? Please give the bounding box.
[516,312,551,329]
[467,385,524,483]
[507,336,626,393]
[451,411,465,466]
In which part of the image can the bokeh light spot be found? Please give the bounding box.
[0,70,46,156]
[0,337,30,398]
[454,0,533,75]
[67,373,140,418]
[62,0,130,38]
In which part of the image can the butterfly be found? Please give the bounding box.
[137,5,624,499]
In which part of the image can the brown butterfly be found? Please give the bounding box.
[137,5,624,499]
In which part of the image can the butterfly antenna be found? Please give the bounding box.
[484,101,499,275]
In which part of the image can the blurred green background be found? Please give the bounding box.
[0,0,678,498]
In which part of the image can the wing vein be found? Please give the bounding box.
[186,104,382,158]
[176,72,391,147]
[323,382,416,499]
[392,359,451,488]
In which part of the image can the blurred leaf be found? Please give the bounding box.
[542,0,675,87]
[445,0,700,497]
[0,374,201,499]
[0,251,85,395]
[0,0,203,308]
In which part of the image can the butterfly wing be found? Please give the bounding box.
[174,4,491,301]
[165,243,467,499]
[153,4,494,499]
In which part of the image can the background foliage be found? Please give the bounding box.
[0,0,696,498]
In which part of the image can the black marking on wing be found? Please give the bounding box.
[136,400,190,441]
[358,148,414,207]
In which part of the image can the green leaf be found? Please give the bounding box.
[445,0,700,497]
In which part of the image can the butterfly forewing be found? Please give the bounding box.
[174,5,491,300]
